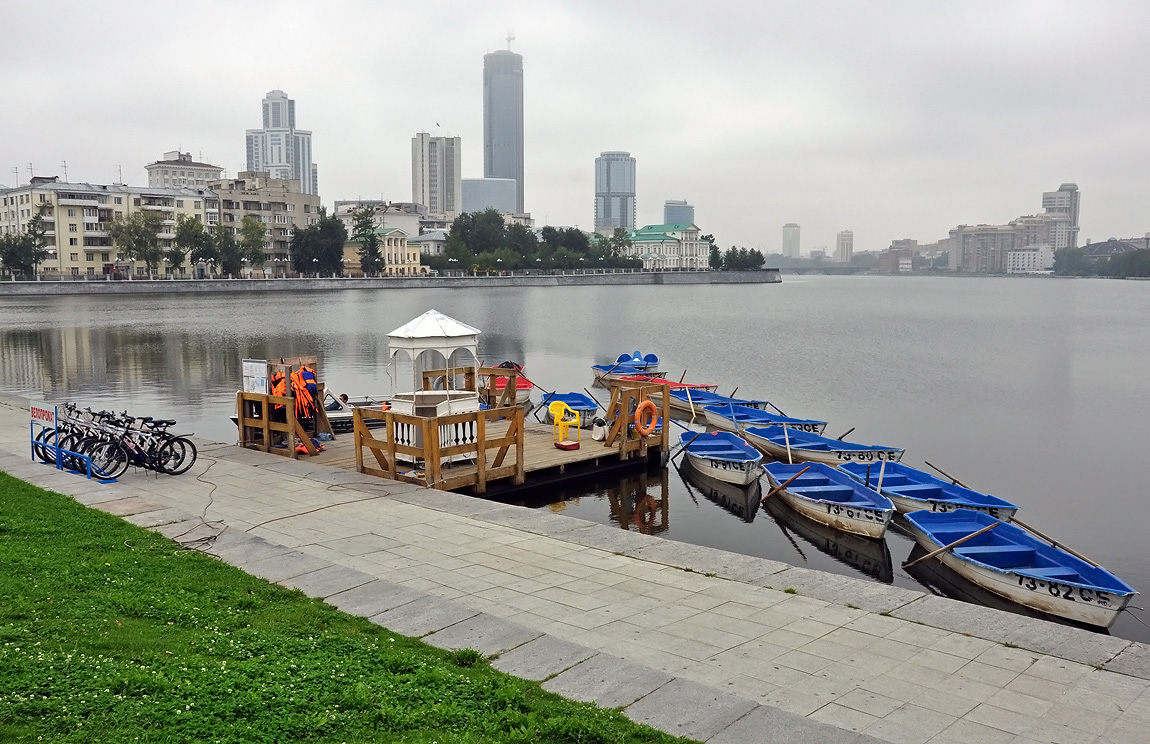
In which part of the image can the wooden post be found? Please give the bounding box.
[423,417,439,489]
[354,408,365,473]
[386,411,397,477]
[475,412,487,493]
[514,407,525,484]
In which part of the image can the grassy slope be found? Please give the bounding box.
[0,471,689,744]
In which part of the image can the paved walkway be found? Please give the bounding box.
[4,396,1149,743]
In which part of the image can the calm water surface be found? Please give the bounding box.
[2,276,1148,641]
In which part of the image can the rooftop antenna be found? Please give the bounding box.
[506,31,515,50]
[14,166,20,185]
[61,160,68,181]
[27,162,34,179]
[117,165,123,184]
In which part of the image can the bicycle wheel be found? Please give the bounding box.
[90,441,129,479]
[58,433,87,471]
[158,437,197,475]
[33,429,58,463]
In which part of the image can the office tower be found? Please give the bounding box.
[835,230,854,263]
[483,50,524,212]
[411,133,462,217]
[782,223,801,257]
[664,199,695,225]
[594,151,636,233]
[245,90,318,195]
[461,178,518,214]
[1042,183,1080,248]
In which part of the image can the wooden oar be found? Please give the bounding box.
[766,400,787,416]
[583,388,607,412]
[902,522,999,570]
[762,466,810,503]
[685,384,697,419]
[924,460,970,488]
[836,427,856,441]
[671,430,705,463]
[678,369,688,383]
[783,425,792,464]
[729,387,739,398]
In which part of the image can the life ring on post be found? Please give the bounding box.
[634,400,658,437]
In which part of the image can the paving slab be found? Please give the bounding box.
[123,507,195,528]
[760,567,920,614]
[369,594,480,637]
[325,580,427,618]
[705,700,869,744]
[94,496,167,516]
[491,634,598,681]
[633,540,790,582]
[543,653,673,709]
[422,612,543,656]
[1103,642,1150,681]
[201,531,295,564]
[241,550,332,584]
[279,564,376,598]
[151,519,213,541]
[558,523,652,554]
[623,676,758,742]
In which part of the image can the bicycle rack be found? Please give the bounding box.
[31,419,118,484]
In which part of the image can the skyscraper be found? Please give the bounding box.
[782,223,801,257]
[1042,183,1080,248]
[483,50,524,213]
[245,90,318,195]
[411,133,461,217]
[594,151,636,234]
[835,230,854,264]
[664,200,695,225]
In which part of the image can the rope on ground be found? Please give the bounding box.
[167,455,228,551]
[243,482,393,532]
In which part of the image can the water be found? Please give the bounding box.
[2,276,1148,641]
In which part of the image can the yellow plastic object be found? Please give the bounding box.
[548,400,581,441]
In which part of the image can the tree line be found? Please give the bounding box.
[707,241,766,271]
[1054,246,1150,278]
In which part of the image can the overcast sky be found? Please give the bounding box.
[3,1,1148,252]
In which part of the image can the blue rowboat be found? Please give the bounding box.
[651,389,779,417]
[679,431,764,486]
[763,462,894,538]
[704,403,828,435]
[840,462,1019,519]
[903,510,1137,629]
[744,425,903,465]
[615,351,660,373]
[540,392,600,428]
[591,363,648,382]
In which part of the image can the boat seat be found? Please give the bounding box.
[795,485,856,500]
[887,484,944,498]
[954,545,1036,568]
[1018,567,1081,581]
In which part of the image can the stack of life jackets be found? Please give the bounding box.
[290,365,319,419]
[270,371,288,418]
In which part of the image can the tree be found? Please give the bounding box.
[238,215,268,275]
[215,228,243,277]
[709,245,723,270]
[316,211,348,276]
[351,206,382,276]
[607,228,633,257]
[107,211,165,277]
[1053,246,1091,276]
[506,223,538,258]
[0,211,51,278]
[175,215,216,276]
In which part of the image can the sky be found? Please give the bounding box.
[3,0,1149,253]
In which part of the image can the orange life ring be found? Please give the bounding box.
[634,400,658,436]
[632,494,657,529]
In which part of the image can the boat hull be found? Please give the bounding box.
[745,429,902,465]
[903,522,1131,628]
[765,471,892,538]
[887,493,1017,520]
[703,409,827,436]
[683,451,763,486]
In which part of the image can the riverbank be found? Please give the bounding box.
[3,394,1147,743]
[0,269,780,296]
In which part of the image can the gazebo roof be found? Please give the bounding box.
[388,309,481,340]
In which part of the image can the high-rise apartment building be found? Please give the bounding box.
[1042,183,1080,248]
[411,133,461,218]
[782,223,801,257]
[835,230,854,264]
[483,50,524,213]
[245,90,318,196]
[146,151,223,189]
[663,200,694,225]
[949,183,1079,272]
[594,152,636,234]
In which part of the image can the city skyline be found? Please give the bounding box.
[3,2,1149,252]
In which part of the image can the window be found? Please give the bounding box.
[194,201,201,209]
[69,224,77,232]
[176,200,184,208]
[70,253,78,261]
[87,267,95,276]
[69,238,78,246]
[67,208,76,217]
[114,197,122,205]
[86,252,94,262]
[114,211,122,219]
[101,252,109,262]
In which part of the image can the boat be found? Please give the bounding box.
[682,464,763,522]
[762,495,894,583]
[839,462,1019,519]
[489,361,533,405]
[744,425,904,465]
[591,364,649,382]
[617,374,719,393]
[703,403,827,435]
[614,351,660,374]
[539,392,600,428]
[763,462,894,538]
[902,510,1137,629]
[648,388,779,417]
[678,431,764,486]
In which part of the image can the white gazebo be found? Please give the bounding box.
[387,309,482,418]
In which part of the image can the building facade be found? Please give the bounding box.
[948,224,1016,272]
[593,151,636,234]
[343,228,420,276]
[835,230,854,263]
[210,171,322,274]
[782,223,800,257]
[624,223,706,270]
[1042,183,1080,248]
[483,50,524,213]
[411,133,461,218]
[408,229,448,257]
[146,151,223,189]
[1006,246,1055,273]
[333,201,425,239]
[461,178,517,215]
[245,90,318,196]
[663,200,694,226]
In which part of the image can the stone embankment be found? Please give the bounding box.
[0,270,780,296]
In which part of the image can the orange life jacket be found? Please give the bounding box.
[270,372,287,411]
[290,369,314,418]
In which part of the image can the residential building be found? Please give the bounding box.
[411,133,461,218]
[210,171,321,274]
[948,224,1016,272]
[408,229,448,257]
[146,151,223,189]
[624,223,706,270]
[1,176,214,278]
[245,90,318,196]
[782,223,800,257]
[343,228,420,277]
[809,248,827,261]
[664,200,694,226]
[877,240,919,273]
[834,230,854,263]
[1006,245,1055,273]
[333,201,425,239]
[483,50,524,212]
[462,178,517,214]
[947,183,1080,272]
[593,151,636,234]
[1042,183,1080,248]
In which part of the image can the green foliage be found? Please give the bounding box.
[238,215,268,268]
[107,211,165,277]
[719,246,765,271]
[215,227,244,277]
[449,648,486,668]
[174,214,217,274]
[0,472,683,744]
[708,246,722,270]
[0,211,51,277]
[1054,245,1150,278]
[290,209,347,276]
[351,207,383,276]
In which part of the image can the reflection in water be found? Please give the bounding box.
[605,469,670,535]
[762,494,894,583]
[679,460,761,523]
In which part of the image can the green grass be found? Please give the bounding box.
[0,471,691,744]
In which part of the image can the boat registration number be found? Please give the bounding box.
[837,450,898,462]
[928,502,1005,518]
[1016,576,1112,607]
[825,504,884,521]
[784,423,822,433]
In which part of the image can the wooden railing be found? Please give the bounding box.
[353,405,524,493]
[236,390,330,458]
[603,381,671,461]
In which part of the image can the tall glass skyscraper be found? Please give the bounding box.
[245,90,318,195]
[594,151,636,234]
[483,50,524,213]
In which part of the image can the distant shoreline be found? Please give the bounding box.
[0,269,781,296]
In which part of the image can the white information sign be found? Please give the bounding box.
[242,359,268,394]
[30,401,57,428]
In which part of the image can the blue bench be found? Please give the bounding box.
[955,544,1036,568]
